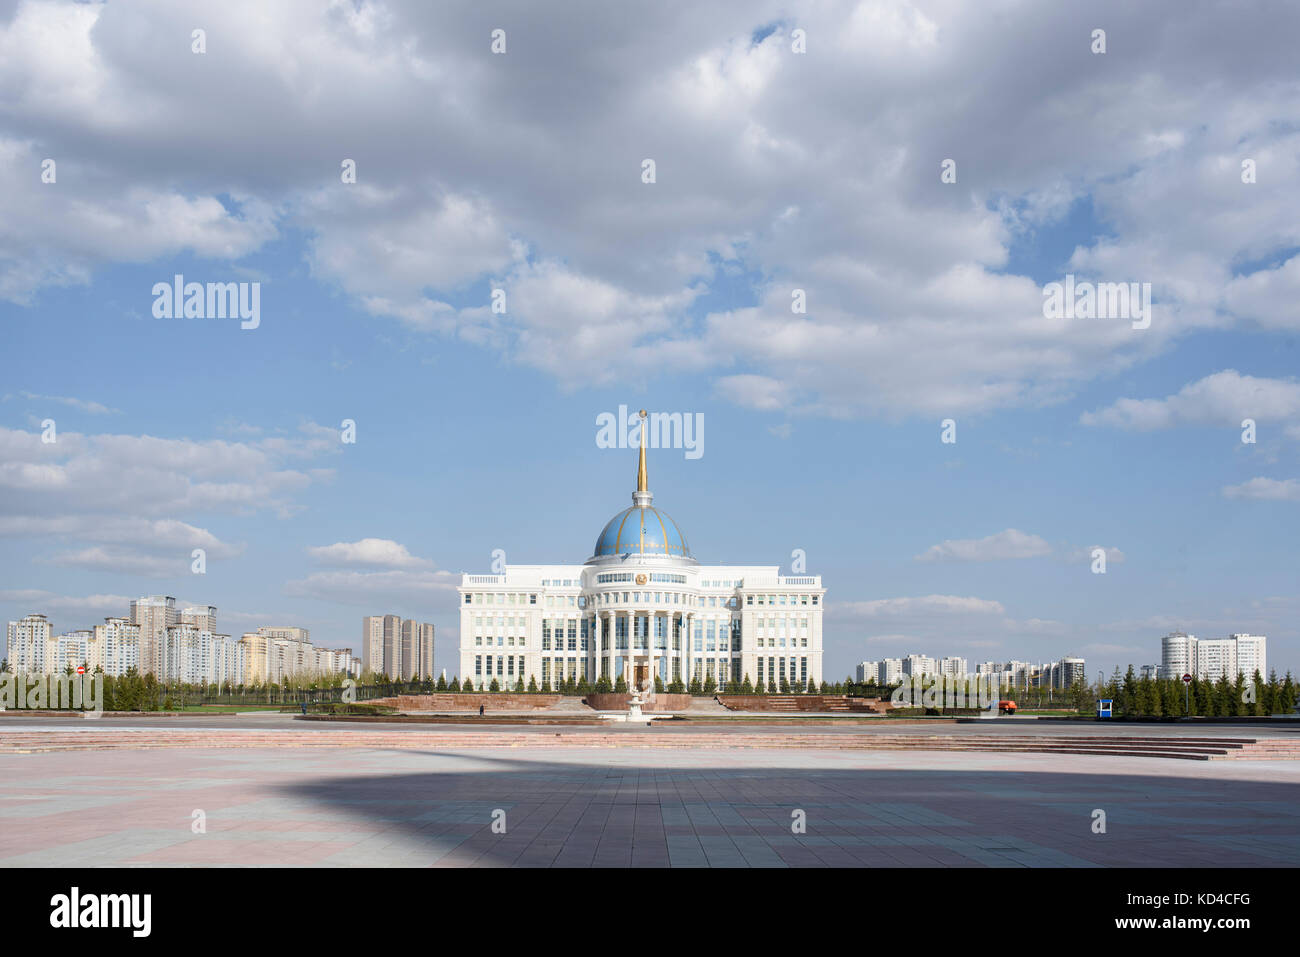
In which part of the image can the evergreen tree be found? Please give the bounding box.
[1120,665,1137,716]
[1231,673,1246,717]
[654,675,664,693]
[1281,671,1297,713]
[449,676,461,692]
[1134,675,1153,716]
[143,673,159,712]
[1193,676,1210,716]
[779,676,790,694]
[436,674,448,692]
[703,675,717,695]
[613,675,626,693]
[528,675,539,693]
[741,674,753,695]
[688,675,702,695]
[1214,674,1232,717]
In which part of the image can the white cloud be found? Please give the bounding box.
[42,546,192,578]
[0,420,332,588]
[1222,477,1300,502]
[1,0,1296,418]
[0,588,132,622]
[1081,370,1300,432]
[3,391,119,414]
[283,568,457,607]
[0,423,336,518]
[307,538,432,569]
[833,595,1007,618]
[916,528,1052,562]
[715,374,793,412]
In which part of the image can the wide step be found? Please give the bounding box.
[2,729,1298,760]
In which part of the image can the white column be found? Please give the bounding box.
[681,612,688,684]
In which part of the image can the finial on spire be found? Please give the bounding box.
[636,409,648,492]
[633,409,653,507]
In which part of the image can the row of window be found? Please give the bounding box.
[465,593,537,605]
[756,636,809,649]
[595,572,687,584]
[748,594,818,606]
[470,637,812,658]
[467,655,813,689]
[756,657,810,684]
[756,618,812,631]
[463,590,820,608]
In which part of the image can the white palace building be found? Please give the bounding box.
[458,411,826,692]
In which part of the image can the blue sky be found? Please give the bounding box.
[1,0,1298,679]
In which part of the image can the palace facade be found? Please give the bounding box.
[458,412,825,691]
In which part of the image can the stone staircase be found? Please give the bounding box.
[718,694,882,714]
[686,697,733,715]
[4,728,1300,760]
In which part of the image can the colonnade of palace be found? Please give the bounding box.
[591,609,698,687]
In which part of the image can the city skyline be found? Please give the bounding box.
[2,1,1299,681]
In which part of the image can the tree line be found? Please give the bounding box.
[6,659,1294,716]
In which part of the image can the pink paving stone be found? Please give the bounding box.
[2,738,1298,867]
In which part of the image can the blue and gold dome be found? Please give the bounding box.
[591,409,694,561]
[594,505,692,558]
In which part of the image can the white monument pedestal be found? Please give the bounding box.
[598,681,665,725]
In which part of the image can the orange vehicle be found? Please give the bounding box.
[998,699,1018,715]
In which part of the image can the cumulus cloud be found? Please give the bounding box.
[0,589,133,629]
[307,538,432,569]
[42,546,194,578]
[916,529,1052,562]
[1,0,1296,419]
[0,421,333,584]
[288,538,454,606]
[1222,477,1300,502]
[915,529,1124,565]
[1081,370,1300,434]
[832,595,1007,618]
[715,374,794,412]
[0,423,337,519]
[283,568,458,607]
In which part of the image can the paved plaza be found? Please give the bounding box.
[1,737,1297,867]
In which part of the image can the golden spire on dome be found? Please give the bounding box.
[636,409,648,493]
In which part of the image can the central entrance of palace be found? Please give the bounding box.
[633,663,649,691]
